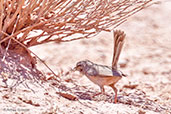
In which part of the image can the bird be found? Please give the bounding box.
[74,30,126,103]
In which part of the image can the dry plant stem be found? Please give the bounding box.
[0,0,4,33]
[2,38,11,61]
[0,20,50,44]
[0,0,153,47]
[2,15,19,61]
[0,31,60,82]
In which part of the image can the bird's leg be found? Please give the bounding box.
[100,86,105,94]
[109,84,118,103]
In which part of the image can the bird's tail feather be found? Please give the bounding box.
[112,30,126,69]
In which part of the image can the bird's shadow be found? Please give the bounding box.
[74,90,124,103]
[57,82,123,103]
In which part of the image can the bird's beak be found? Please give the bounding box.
[72,66,77,72]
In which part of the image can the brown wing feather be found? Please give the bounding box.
[112,30,126,69]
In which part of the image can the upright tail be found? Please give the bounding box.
[112,30,126,69]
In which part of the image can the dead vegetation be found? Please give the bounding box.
[0,0,153,47]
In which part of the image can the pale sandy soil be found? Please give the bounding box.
[0,1,171,114]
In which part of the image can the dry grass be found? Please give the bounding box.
[0,0,153,48]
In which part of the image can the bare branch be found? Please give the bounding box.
[0,0,154,47]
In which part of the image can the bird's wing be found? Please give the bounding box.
[86,65,121,77]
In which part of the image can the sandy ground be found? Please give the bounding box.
[0,0,171,114]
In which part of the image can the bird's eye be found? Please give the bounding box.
[77,66,83,71]
[76,65,83,72]
[79,68,83,72]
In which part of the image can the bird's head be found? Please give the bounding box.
[74,60,93,73]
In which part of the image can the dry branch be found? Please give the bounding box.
[0,0,153,48]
